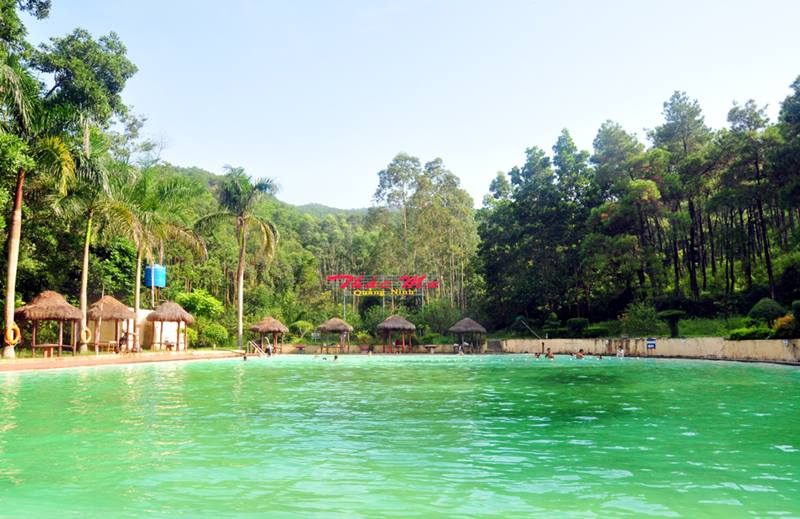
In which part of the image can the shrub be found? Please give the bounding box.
[420,332,443,344]
[748,298,786,327]
[793,301,800,325]
[175,289,224,319]
[361,305,393,334]
[728,327,773,340]
[199,323,228,347]
[186,326,198,345]
[772,315,796,339]
[620,302,665,337]
[657,309,686,338]
[566,318,589,336]
[583,325,609,338]
[291,320,315,340]
[415,300,461,334]
[354,331,372,344]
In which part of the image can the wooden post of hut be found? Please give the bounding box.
[377,315,416,355]
[317,318,353,355]
[146,301,194,352]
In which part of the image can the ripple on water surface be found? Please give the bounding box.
[0,355,798,517]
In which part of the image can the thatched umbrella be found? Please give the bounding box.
[15,291,81,357]
[88,295,136,354]
[448,317,487,354]
[318,317,353,354]
[377,315,416,354]
[146,301,194,351]
[250,316,288,354]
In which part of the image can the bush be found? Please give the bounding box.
[175,289,224,319]
[657,309,686,338]
[415,300,461,334]
[728,327,773,340]
[749,298,786,327]
[793,301,800,324]
[291,320,315,340]
[620,302,666,337]
[566,318,589,336]
[678,316,747,337]
[772,315,796,339]
[354,331,372,344]
[199,322,228,347]
[186,326,198,346]
[361,305,393,335]
[583,325,609,338]
[420,332,444,344]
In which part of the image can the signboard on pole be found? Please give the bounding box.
[646,338,657,350]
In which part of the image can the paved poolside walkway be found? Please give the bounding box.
[0,349,241,372]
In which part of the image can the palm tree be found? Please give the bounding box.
[50,129,113,351]
[1,88,76,358]
[196,166,278,349]
[108,168,205,350]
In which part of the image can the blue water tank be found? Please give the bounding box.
[144,264,167,288]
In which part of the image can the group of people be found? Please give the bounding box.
[531,346,626,360]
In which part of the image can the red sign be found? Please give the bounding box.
[326,275,439,296]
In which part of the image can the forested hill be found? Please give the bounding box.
[295,204,368,218]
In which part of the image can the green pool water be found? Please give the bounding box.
[0,355,798,518]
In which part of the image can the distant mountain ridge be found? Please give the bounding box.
[294,203,368,217]
[163,164,369,216]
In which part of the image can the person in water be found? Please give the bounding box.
[596,353,603,360]
[616,347,625,358]
[333,355,338,361]
[534,352,541,359]
[545,348,554,360]
[576,349,585,360]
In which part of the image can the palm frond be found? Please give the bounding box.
[32,135,76,195]
[245,214,279,260]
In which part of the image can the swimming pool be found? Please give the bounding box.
[0,355,798,517]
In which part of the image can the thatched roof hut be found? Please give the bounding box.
[146,301,194,323]
[377,315,415,353]
[377,315,416,332]
[448,317,487,334]
[14,291,81,356]
[250,316,289,334]
[15,291,81,321]
[88,295,135,321]
[318,317,353,333]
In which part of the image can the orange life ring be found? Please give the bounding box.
[80,326,92,344]
[4,323,21,346]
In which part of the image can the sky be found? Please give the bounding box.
[24,0,800,208]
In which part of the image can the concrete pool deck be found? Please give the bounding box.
[0,349,241,372]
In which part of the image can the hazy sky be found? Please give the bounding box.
[25,1,800,208]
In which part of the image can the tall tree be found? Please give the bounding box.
[196,166,278,349]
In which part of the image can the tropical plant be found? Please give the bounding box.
[196,166,278,349]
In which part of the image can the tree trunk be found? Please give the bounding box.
[78,209,94,353]
[3,168,25,359]
[134,247,142,351]
[236,221,247,350]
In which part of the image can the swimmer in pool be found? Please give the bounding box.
[545,348,554,360]
[576,349,585,360]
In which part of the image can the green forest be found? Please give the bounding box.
[1,2,799,356]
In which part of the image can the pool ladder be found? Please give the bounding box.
[247,341,267,357]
